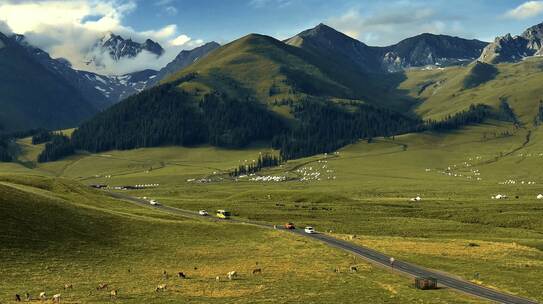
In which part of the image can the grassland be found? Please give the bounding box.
[3,116,542,302]
[3,60,543,303]
[0,175,485,303]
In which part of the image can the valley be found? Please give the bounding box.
[1,9,543,303]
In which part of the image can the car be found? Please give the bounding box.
[149,199,160,206]
[198,210,209,216]
[284,222,295,229]
[304,226,315,234]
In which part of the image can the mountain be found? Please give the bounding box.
[378,33,488,72]
[12,34,158,108]
[286,24,488,73]
[86,33,164,67]
[0,32,97,132]
[147,42,220,87]
[163,33,409,110]
[285,23,383,73]
[41,33,421,161]
[479,22,543,63]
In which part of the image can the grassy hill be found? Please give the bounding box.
[400,57,543,123]
[166,33,414,113]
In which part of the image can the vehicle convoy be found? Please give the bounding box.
[284,222,295,229]
[198,210,209,216]
[149,199,160,206]
[216,209,231,219]
[304,226,315,234]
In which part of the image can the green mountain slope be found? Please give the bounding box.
[165,33,413,112]
[0,33,97,132]
[400,57,543,123]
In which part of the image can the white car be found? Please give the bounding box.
[304,226,315,234]
[198,210,209,216]
[149,199,160,206]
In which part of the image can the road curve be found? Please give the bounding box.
[107,191,538,304]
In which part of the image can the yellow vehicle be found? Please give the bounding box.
[216,209,231,219]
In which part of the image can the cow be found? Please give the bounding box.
[15,294,21,302]
[177,272,186,279]
[39,292,47,300]
[52,293,61,303]
[64,284,73,290]
[252,268,262,275]
[349,266,358,272]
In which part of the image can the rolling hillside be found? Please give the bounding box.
[400,57,543,123]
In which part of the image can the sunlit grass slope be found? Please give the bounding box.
[0,175,483,303]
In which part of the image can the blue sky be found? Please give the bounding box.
[125,0,543,45]
[1,0,543,74]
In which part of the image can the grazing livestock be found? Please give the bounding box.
[215,276,220,281]
[155,284,167,292]
[252,268,262,275]
[25,293,31,301]
[64,284,73,290]
[349,266,358,272]
[96,283,108,290]
[227,271,237,280]
[178,272,187,279]
[15,294,21,302]
[39,292,47,300]
[52,293,61,303]
[162,270,169,280]
[110,289,118,299]
[537,194,543,200]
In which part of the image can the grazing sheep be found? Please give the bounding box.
[52,293,61,303]
[537,194,543,200]
[252,268,262,275]
[227,271,237,280]
[96,283,108,290]
[39,292,47,300]
[349,266,358,272]
[25,293,31,301]
[215,276,220,281]
[64,284,73,290]
[110,289,118,299]
[155,284,167,292]
[15,294,21,302]
[177,272,186,279]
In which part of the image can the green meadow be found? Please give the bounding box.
[2,60,543,303]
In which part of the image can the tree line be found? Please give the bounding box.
[273,99,420,160]
[34,84,516,163]
[229,153,282,177]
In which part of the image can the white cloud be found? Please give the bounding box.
[0,0,201,75]
[504,1,543,20]
[170,34,191,46]
[0,20,13,35]
[327,4,471,46]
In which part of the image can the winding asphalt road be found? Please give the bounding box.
[107,191,538,304]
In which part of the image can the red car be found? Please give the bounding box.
[284,222,295,229]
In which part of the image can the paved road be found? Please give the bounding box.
[107,191,538,304]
